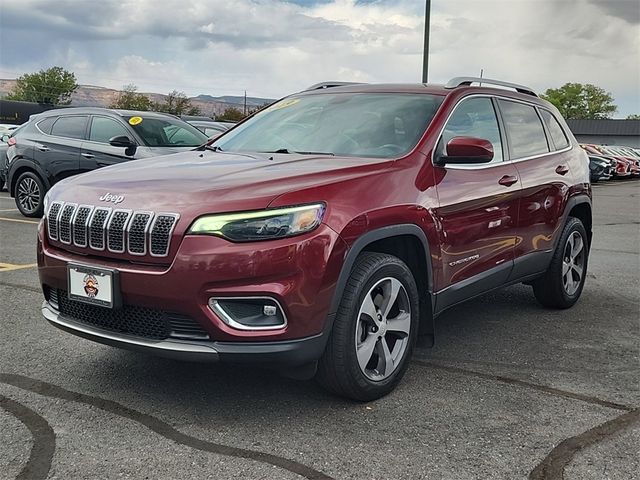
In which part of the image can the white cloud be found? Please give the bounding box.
[0,0,638,116]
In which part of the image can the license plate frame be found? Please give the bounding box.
[67,263,121,309]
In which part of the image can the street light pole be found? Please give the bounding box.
[422,0,431,84]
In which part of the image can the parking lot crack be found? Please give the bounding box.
[412,360,635,412]
[0,373,334,480]
[529,408,640,480]
[0,394,56,480]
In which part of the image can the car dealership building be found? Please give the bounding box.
[567,119,640,148]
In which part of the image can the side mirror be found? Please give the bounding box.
[109,135,137,156]
[435,136,494,166]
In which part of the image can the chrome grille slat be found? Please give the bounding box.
[47,202,63,241]
[89,207,112,250]
[72,205,94,247]
[58,204,77,244]
[47,203,177,258]
[107,210,132,253]
[127,211,154,256]
[150,213,179,257]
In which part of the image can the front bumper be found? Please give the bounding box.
[43,301,332,365]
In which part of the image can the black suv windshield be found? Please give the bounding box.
[213,93,444,158]
[124,116,208,147]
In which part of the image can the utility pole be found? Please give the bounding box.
[422,0,431,84]
[243,91,247,116]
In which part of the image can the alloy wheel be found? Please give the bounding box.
[354,277,411,381]
[562,231,585,296]
[17,177,41,214]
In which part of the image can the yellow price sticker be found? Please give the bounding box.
[128,116,143,126]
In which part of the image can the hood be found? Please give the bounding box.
[48,149,391,215]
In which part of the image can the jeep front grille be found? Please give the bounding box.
[46,201,178,258]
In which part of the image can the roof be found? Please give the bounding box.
[566,119,640,136]
[37,107,175,119]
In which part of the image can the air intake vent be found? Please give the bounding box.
[58,204,77,244]
[89,207,112,250]
[107,210,132,253]
[47,202,63,240]
[150,214,179,257]
[72,205,93,247]
[127,212,153,255]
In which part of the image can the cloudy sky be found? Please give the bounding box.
[0,0,638,116]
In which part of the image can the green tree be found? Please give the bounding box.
[109,84,153,111]
[7,66,78,105]
[218,106,245,121]
[627,114,640,120]
[153,90,200,116]
[540,83,617,119]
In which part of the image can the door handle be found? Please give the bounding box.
[498,175,518,187]
[81,152,95,159]
[556,165,569,175]
[36,144,50,152]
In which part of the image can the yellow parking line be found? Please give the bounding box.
[0,216,39,224]
[0,263,37,272]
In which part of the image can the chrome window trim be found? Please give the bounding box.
[88,207,113,251]
[127,211,155,256]
[58,203,78,245]
[208,296,288,331]
[431,93,573,171]
[71,205,95,248]
[149,213,180,258]
[538,107,570,151]
[47,201,64,241]
[106,209,133,254]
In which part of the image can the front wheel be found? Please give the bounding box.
[532,217,589,309]
[15,171,45,217]
[316,252,419,401]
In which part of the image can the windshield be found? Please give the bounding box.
[213,93,444,158]
[125,116,208,147]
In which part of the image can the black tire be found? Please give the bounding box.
[0,177,5,191]
[316,252,419,401]
[532,217,589,309]
[14,171,45,217]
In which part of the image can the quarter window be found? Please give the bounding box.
[89,117,130,144]
[50,116,88,140]
[439,97,503,163]
[498,100,549,158]
[540,109,570,150]
[36,117,56,135]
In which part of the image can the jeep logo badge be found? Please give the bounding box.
[99,193,125,204]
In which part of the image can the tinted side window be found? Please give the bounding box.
[36,117,57,135]
[50,116,88,140]
[498,100,549,158]
[440,97,503,163]
[89,117,130,144]
[540,109,570,150]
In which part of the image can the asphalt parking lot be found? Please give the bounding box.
[0,180,638,480]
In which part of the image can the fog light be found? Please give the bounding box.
[208,297,287,331]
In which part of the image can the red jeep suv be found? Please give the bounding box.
[38,78,591,400]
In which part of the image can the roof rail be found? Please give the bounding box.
[305,81,364,91]
[445,77,537,97]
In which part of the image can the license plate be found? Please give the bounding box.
[67,264,117,308]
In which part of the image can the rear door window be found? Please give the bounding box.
[439,97,503,163]
[540,109,570,150]
[50,116,88,140]
[498,100,549,158]
[89,116,130,144]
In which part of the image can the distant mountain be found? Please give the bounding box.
[0,79,275,118]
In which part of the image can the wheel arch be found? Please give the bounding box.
[329,224,436,344]
[8,161,50,198]
[564,195,592,247]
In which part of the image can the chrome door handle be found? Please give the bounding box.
[498,175,518,187]
[81,152,95,159]
[36,144,50,152]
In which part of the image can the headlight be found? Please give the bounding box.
[187,203,325,242]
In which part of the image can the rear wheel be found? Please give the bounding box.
[15,171,45,217]
[316,252,419,401]
[532,217,588,309]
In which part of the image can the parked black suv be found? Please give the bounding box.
[5,108,208,217]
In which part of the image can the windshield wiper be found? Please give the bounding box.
[265,148,334,156]
[199,144,223,152]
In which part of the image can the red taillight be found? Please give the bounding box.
[7,137,16,146]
